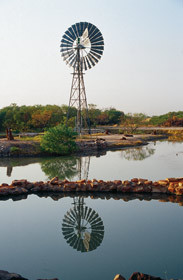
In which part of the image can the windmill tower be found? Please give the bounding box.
[60,22,104,134]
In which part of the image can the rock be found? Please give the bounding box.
[12,179,27,187]
[129,272,162,280]
[114,274,126,280]
[37,279,58,280]
[158,180,168,186]
[0,269,28,279]
[131,178,138,183]
[50,177,59,185]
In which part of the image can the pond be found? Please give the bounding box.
[0,140,183,183]
[0,140,183,280]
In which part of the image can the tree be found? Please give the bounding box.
[41,124,77,155]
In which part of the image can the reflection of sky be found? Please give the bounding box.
[0,195,183,280]
[0,0,183,114]
[1,141,183,183]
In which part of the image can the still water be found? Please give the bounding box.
[0,141,183,183]
[0,140,183,280]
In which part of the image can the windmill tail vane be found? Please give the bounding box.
[60,22,104,134]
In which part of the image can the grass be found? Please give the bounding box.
[15,135,43,142]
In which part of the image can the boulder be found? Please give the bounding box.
[129,272,162,280]
[0,270,28,280]
[114,274,126,280]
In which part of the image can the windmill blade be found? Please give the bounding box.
[88,25,98,39]
[87,55,95,67]
[67,27,76,41]
[90,50,101,60]
[88,53,99,64]
[65,30,75,42]
[90,30,102,42]
[61,38,73,46]
[76,22,82,37]
[91,41,104,47]
[83,57,88,71]
[90,36,104,44]
[72,24,79,38]
[90,48,103,56]
[60,43,73,48]
[63,34,73,43]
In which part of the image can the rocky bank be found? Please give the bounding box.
[0,270,181,280]
[0,177,183,199]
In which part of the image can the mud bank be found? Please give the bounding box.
[0,177,183,200]
[0,134,167,157]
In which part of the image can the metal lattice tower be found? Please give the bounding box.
[60,22,104,134]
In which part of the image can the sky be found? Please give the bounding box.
[0,0,183,116]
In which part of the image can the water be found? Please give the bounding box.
[0,140,183,279]
[0,141,183,183]
[0,195,183,280]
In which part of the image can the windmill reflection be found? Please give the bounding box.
[62,197,104,253]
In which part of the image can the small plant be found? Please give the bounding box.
[10,146,20,153]
[41,124,77,155]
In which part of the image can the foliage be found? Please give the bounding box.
[40,125,77,155]
[10,146,20,154]
[41,157,78,180]
[149,111,183,126]
[121,113,148,133]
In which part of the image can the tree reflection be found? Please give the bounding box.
[121,146,155,161]
[41,157,79,180]
[62,197,104,253]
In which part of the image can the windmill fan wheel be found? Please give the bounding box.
[62,205,104,252]
[60,22,104,71]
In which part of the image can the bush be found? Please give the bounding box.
[40,125,77,155]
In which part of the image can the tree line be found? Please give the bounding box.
[1,103,183,132]
[0,103,124,132]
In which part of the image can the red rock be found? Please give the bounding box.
[132,186,144,193]
[138,179,148,184]
[12,179,27,187]
[114,274,126,280]
[50,177,59,185]
[143,185,152,192]
[152,186,168,193]
[152,182,160,187]
[113,180,122,185]
[168,185,176,193]
[144,181,152,186]
[129,272,162,280]
[123,180,131,186]
[109,185,117,191]
[158,180,168,186]
[175,187,183,195]
[121,185,132,192]
[131,178,138,183]
[0,183,9,187]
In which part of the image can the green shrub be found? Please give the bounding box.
[10,146,20,153]
[40,125,77,155]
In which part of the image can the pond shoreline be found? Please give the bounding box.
[0,134,167,158]
[0,176,183,200]
[0,269,181,280]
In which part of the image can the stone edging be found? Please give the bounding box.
[0,177,183,198]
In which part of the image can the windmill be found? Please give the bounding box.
[62,197,104,253]
[60,22,104,134]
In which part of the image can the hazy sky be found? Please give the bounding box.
[0,0,183,115]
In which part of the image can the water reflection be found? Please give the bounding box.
[120,146,155,161]
[41,157,78,180]
[62,197,104,252]
[0,156,91,181]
